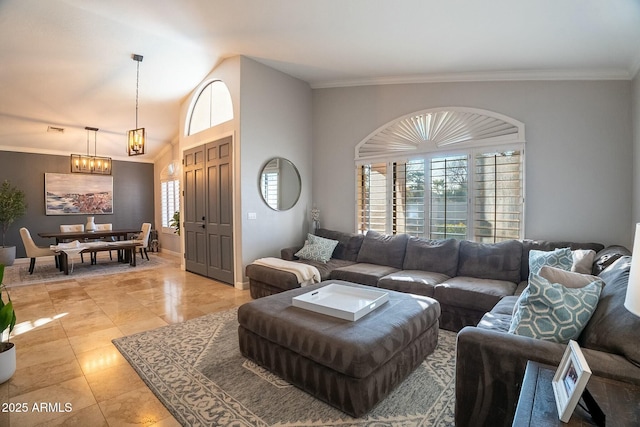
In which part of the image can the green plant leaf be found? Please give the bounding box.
[0,301,13,336]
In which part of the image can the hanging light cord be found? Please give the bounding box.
[135,59,140,129]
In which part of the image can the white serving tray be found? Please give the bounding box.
[292,283,389,321]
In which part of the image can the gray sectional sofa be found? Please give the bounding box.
[455,253,639,427]
[245,228,608,331]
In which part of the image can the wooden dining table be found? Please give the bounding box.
[38,228,142,274]
[38,228,141,244]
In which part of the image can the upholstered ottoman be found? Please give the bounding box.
[237,280,441,417]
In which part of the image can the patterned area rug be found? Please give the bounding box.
[2,252,171,287]
[113,309,456,427]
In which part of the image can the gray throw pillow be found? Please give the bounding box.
[402,237,459,277]
[356,230,408,269]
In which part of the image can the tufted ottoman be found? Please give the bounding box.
[237,280,441,417]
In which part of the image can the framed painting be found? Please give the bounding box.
[45,173,113,215]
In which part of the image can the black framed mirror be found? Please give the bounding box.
[259,157,301,211]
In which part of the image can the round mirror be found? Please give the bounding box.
[259,157,301,211]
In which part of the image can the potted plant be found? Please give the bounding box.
[169,211,180,236]
[0,264,16,383]
[0,180,27,266]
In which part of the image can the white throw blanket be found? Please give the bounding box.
[252,257,321,286]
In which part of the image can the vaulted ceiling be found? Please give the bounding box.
[1,0,639,162]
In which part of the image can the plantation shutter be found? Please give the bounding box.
[429,155,468,239]
[474,150,523,242]
[393,159,425,236]
[357,163,388,233]
[161,179,180,228]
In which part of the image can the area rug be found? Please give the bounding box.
[2,253,173,287]
[113,308,456,426]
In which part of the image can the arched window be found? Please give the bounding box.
[356,107,526,242]
[187,80,233,135]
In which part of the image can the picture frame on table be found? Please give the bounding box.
[552,340,592,423]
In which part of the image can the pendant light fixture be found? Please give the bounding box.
[127,53,145,156]
[71,127,112,175]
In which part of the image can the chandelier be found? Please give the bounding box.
[71,127,112,175]
[127,54,145,156]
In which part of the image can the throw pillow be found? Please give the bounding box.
[508,273,602,343]
[528,247,573,277]
[294,234,339,263]
[539,266,602,289]
[572,249,596,274]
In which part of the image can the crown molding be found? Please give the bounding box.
[310,68,634,89]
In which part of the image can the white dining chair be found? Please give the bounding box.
[132,223,152,260]
[93,223,115,262]
[20,228,56,274]
[59,224,85,262]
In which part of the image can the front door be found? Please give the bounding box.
[183,136,234,284]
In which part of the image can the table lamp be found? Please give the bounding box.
[625,223,640,317]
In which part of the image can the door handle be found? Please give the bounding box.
[202,224,206,229]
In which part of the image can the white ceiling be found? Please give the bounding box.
[1,0,639,162]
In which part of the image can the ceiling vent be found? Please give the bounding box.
[47,126,65,133]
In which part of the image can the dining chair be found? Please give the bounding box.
[93,223,115,262]
[132,222,152,261]
[20,227,56,274]
[59,224,85,263]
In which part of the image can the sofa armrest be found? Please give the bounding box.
[281,245,303,261]
[455,327,567,427]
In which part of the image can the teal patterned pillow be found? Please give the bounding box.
[295,234,339,263]
[529,247,573,276]
[509,273,603,343]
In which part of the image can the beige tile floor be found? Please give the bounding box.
[0,253,253,426]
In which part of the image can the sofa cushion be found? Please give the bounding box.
[528,247,573,276]
[377,270,450,297]
[315,228,364,262]
[539,266,600,289]
[457,240,522,283]
[295,233,339,263]
[580,256,640,365]
[330,263,399,287]
[509,273,602,343]
[297,258,355,281]
[434,276,518,313]
[356,230,408,269]
[402,237,459,277]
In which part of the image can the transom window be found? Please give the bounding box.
[356,108,525,242]
[187,80,233,135]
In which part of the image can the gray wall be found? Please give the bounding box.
[239,57,313,274]
[312,80,633,248]
[0,151,154,257]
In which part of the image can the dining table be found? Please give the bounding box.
[38,228,142,244]
[38,228,143,274]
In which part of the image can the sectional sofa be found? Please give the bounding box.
[455,253,639,426]
[245,228,607,331]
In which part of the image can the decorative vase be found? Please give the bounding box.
[0,246,16,266]
[0,342,16,384]
[85,216,96,232]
